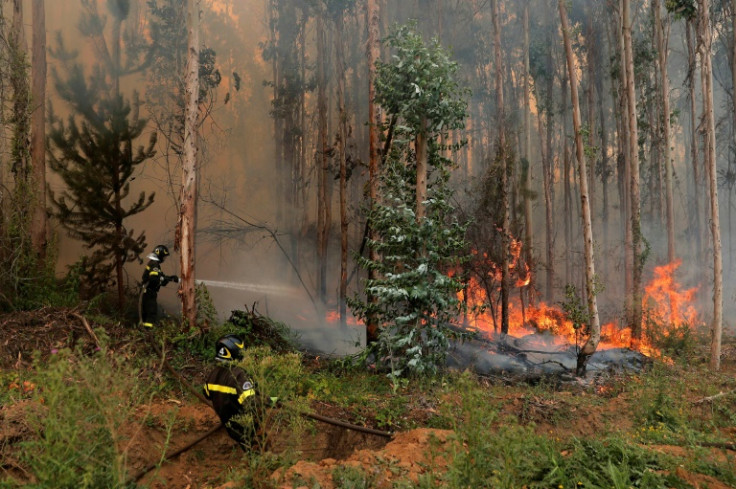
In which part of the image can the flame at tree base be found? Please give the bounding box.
[459,259,702,359]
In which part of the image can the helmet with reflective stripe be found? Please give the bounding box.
[153,245,170,262]
[215,334,245,362]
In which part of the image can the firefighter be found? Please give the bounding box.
[139,244,178,329]
[204,334,263,451]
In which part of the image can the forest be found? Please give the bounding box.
[2,0,736,488]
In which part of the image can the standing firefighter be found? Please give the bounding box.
[139,244,178,329]
[204,335,263,451]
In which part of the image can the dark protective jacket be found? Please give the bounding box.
[142,258,171,295]
[203,364,261,449]
[140,258,175,328]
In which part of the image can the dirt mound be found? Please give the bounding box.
[271,428,454,489]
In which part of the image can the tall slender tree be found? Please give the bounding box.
[653,0,676,264]
[491,0,510,334]
[623,0,643,343]
[177,0,200,329]
[696,0,723,370]
[559,0,601,374]
[30,0,46,259]
[365,0,381,344]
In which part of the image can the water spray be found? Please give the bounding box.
[195,279,299,296]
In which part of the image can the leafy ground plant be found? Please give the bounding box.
[17,345,149,489]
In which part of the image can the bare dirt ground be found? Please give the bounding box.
[2,309,736,488]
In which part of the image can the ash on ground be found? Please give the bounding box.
[447,332,649,380]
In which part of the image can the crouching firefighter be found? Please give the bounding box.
[139,244,179,329]
[204,335,264,451]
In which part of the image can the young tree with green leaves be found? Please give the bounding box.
[350,23,468,380]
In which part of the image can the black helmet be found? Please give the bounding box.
[215,334,245,362]
[153,245,170,262]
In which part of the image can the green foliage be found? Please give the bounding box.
[226,309,300,353]
[19,346,149,488]
[331,465,376,488]
[560,284,589,336]
[195,282,219,327]
[350,22,470,382]
[236,346,310,456]
[375,22,468,137]
[665,0,696,20]
[429,373,688,489]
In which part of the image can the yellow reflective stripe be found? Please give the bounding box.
[203,384,210,396]
[148,271,159,276]
[238,389,255,404]
[206,384,237,395]
[142,322,153,328]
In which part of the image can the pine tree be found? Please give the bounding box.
[48,63,156,309]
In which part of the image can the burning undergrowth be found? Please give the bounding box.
[447,258,703,378]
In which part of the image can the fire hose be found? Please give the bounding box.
[130,336,393,482]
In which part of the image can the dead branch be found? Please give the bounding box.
[71,312,101,350]
[197,198,319,315]
[692,390,736,405]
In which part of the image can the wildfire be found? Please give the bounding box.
[460,257,701,358]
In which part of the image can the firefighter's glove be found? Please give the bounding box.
[171,275,179,283]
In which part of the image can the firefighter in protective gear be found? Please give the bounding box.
[204,335,263,451]
[139,245,178,329]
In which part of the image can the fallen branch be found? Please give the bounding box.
[300,410,393,438]
[692,390,735,405]
[71,312,101,350]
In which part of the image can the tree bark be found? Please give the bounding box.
[685,21,702,261]
[522,0,535,306]
[623,0,643,343]
[697,0,723,370]
[316,12,329,305]
[178,0,200,329]
[491,0,510,334]
[30,0,46,260]
[366,0,380,344]
[335,13,348,328]
[559,0,601,374]
[653,0,676,264]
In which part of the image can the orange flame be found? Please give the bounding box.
[460,258,701,358]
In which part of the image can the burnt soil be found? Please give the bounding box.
[2,308,736,489]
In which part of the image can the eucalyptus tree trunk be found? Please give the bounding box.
[522,0,535,306]
[366,0,380,344]
[316,12,329,304]
[623,0,643,343]
[544,61,555,304]
[686,21,702,263]
[559,0,601,374]
[30,0,46,259]
[733,0,736,143]
[335,13,348,328]
[654,0,676,264]
[561,68,572,286]
[612,4,633,316]
[491,0,510,334]
[697,0,723,370]
[178,0,200,329]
